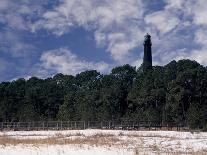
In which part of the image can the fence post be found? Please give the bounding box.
[33,122,35,131]
[46,122,48,130]
[68,121,70,129]
[17,122,20,130]
[88,121,90,129]
[56,122,59,130]
[1,122,3,130]
[101,121,103,129]
[42,122,45,130]
[0,121,189,131]
[28,122,30,131]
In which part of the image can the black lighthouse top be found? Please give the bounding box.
[143,33,152,72]
[144,33,152,46]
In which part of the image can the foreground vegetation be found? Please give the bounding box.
[1,130,207,154]
[0,59,207,129]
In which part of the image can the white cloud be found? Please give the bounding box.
[0,58,7,72]
[33,0,207,67]
[189,28,207,65]
[2,0,207,81]
[194,29,207,46]
[0,1,44,31]
[0,30,35,57]
[191,0,207,25]
[141,0,207,66]
[38,47,110,77]
[0,0,9,11]
[33,0,145,63]
[145,11,180,34]
[43,0,144,31]
[187,49,207,65]
[106,29,145,63]
[165,0,207,26]
[0,0,46,58]
[33,11,73,36]
[95,31,106,47]
[165,0,185,9]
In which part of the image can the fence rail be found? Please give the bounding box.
[0,121,189,131]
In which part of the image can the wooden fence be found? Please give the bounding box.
[0,121,189,131]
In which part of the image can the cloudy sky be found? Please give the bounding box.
[0,0,207,82]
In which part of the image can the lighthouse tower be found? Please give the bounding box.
[143,33,152,72]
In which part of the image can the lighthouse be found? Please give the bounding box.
[143,33,152,72]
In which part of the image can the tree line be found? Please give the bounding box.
[0,59,207,129]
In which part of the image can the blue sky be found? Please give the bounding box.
[0,0,207,82]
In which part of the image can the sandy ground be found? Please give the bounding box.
[0,129,207,155]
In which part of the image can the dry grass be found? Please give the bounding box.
[1,131,207,155]
[133,145,207,155]
[133,148,207,155]
[125,133,178,140]
[0,133,120,147]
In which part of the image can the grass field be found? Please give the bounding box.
[0,129,207,155]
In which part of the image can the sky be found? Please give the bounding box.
[0,0,207,82]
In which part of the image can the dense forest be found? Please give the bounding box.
[0,59,207,129]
